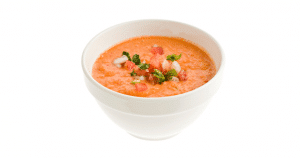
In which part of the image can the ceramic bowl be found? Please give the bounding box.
[81,19,224,140]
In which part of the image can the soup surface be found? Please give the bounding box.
[92,36,216,97]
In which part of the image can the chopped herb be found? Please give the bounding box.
[122,51,131,61]
[130,70,137,76]
[131,79,140,84]
[165,69,178,80]
[152,69,165,84]
[166,54,182,62]
[137,63,150,70]
[132,54,141,65]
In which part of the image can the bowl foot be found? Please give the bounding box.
[128,132,180,141]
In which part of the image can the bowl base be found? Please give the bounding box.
[128,132,180,141]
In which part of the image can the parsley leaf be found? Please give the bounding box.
[137,63,150,70]
[165,69,178,80]
[166,54,182,62]
[152,69,165,84]
[130,70,137,76]
[132,54,141,65]
[122,51,131,61]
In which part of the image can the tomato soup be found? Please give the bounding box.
[92,36,216,97]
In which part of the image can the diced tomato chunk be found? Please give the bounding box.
[149,54,161,72]
[148,74,154,81]
[135,83,148,92]
[150,46,164,55]
[147,74,158,84]
[125,61,135,71]
[178,70,188,81]
[133,66,149,76]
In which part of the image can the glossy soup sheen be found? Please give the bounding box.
[92,36,216,97]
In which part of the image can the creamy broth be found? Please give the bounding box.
[92,36,216,97]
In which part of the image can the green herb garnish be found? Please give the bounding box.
[152,69,165,84]
[130,70,137,76]
[132,54,141,65]
[165,69,178,80]
[137,63,150,70]
[131,80,140,84]
[166,54,182,62]
[122,51,131,61]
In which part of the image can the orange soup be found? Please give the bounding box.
[92,36,216,97]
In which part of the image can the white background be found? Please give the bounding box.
[1,0,300,157]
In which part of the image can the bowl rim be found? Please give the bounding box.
[81,19,225,101]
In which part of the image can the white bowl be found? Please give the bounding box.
[81,19,224,140]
